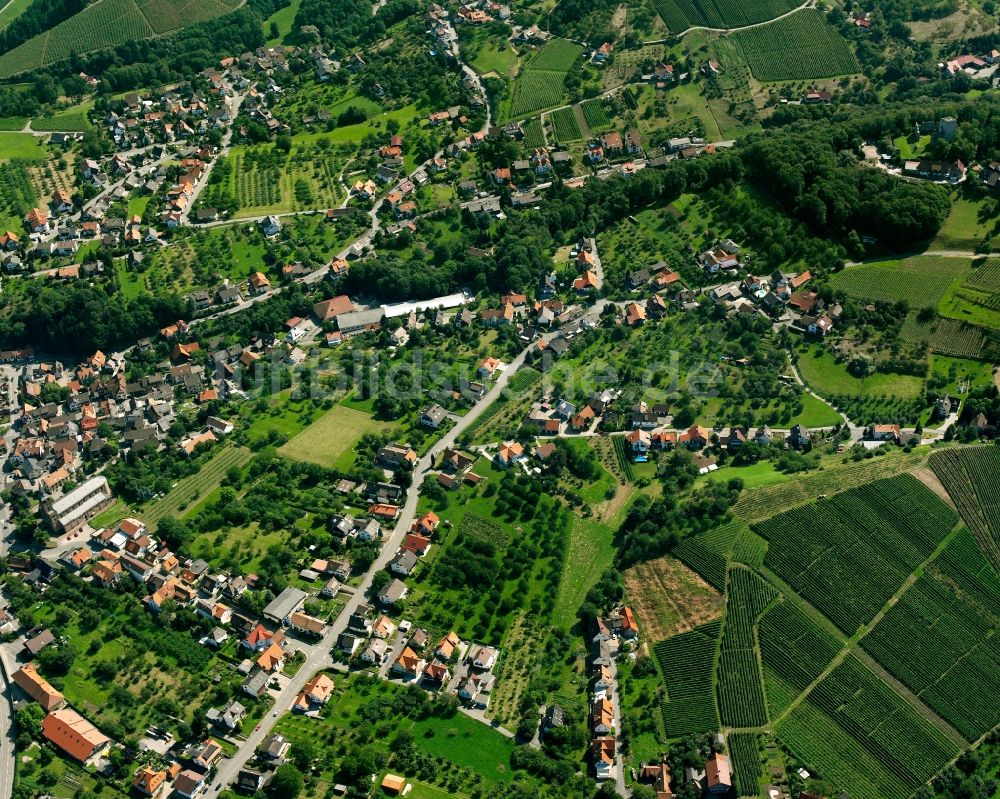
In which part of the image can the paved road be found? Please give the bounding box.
[211,329,558,792]
[181,90,248,225]
[0,640,17,799]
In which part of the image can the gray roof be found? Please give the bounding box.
[242,670,270,695]
[262,585,307,622]
[379,578,408,603]
[336,308,384,331]
[48,476,109,517]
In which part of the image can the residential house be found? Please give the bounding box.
[392,646,425,680]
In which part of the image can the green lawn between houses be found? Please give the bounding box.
[274,673,517,798]
[278,402,390,470]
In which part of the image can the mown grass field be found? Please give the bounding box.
[278,403,388,470]
[0,132,46,160]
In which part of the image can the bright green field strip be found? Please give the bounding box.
[552,514,617,629]
[0,0,32,30]
[264,0,301,45]
[0,132,46,160]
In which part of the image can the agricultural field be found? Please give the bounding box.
[623,555,724,641]
[752,475,958,635]
[729,732,764,796]
[0,159,38,232]
[716,568,776,728]
[899,314,994,361]
[653,620,721,736]
[522,117,546,147]
[26,149,76,207]
[830,256,970,308]
[580,99,612,131]
[209,142,343,218]
[0,0,32,30]
[860,528,1000,740]
[807,655,961,787]
[731,447,928,523]
[652,0,801,32]
[278,404,389,471]
[932,197,1000,251]
[937,258,1000,331]
[0,132,46,160]
[759,598,841,717]
[507,39,583,119]
[0,0,242,78]
[731,10,860,81]
[31,101,94,132]
[672,527,737,591]
[930,446,1000,566]
[550,106,582,142]
[135,444,254,526]
[459,512,511,550]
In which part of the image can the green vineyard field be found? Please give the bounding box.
[652,0,800,32]
[581,99,611,131]
[717,568,776,727]
[0,0,241,77]
[752,475,957,634]
[550,107,582,142]
[728,733,763,796]
[508,39,583,119]
[930,446,1000,564]
[654,620,721,736]
[731,10,859,81]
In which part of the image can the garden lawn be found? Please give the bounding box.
[278,403,388,469]
[797,348,924,399]
[0,132,45,160]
